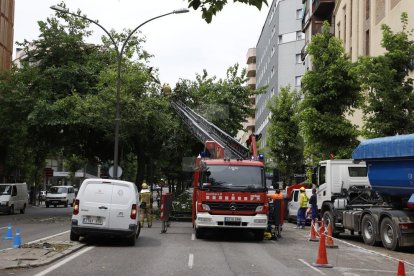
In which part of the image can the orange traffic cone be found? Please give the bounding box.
[397,260,406,276]
[326,221,338,249]
[312,222,333,268]
[309,220,319,242]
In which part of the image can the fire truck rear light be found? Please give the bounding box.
[202,204,210,211]
[400,223,414,230]
[255,205,264,212]
[254,219,267,224]
[130,204,137,219]
[73,199,80,215]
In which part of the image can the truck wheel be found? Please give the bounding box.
[195,227,205,239]
[380,217,399,251]
[70,231,80,242]
[322,210,339,238]
[361,214,377,246]
[253,229,265,241]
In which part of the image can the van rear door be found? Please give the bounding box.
[79,181,113,228]
[108,182,134,230]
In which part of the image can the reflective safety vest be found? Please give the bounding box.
[299,192,309,208]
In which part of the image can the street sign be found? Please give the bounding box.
[44,168,54,177]
[108,166,123,178]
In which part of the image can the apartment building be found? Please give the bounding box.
[0,0,14,72]
[236,48,257,144]
[255,0,305,149]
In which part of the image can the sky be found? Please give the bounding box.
[13,0,270,86]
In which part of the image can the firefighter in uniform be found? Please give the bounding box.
[139,182,152,228]
[267,189,284,239]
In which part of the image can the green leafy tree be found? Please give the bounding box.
[356,13,414,138]
[187,0,268,23]
[300,21,361,163]
[267,86,303,187]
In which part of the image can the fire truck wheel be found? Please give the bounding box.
[253,229,265,241]
[195,228,205,239]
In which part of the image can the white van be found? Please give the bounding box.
[0,183,28,214]
[45,186,76,208]
[70,179,140,245]
[287,188,313,222]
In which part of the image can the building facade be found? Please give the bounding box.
[236,48,257,144]
[255,0,306,149]
[0,0,14,72]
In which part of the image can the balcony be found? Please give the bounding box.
[247,77,256,89]
[312,0,335,18]
[247,63,256,77]
[246,48,256,64]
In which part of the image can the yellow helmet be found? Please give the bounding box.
[142,183,148,189]
[300,187,306,192]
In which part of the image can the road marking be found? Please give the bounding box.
[27,230,70,245]
[33,246,94,276]
[298,259,326,275]
[191,233,195,240]
[188,253,194,269]
[0,230,70,253]
[335,267,396,273]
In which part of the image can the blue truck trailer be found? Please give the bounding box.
[343,134,414,250]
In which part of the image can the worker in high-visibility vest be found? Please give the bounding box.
[295,187,309,229]
[139,182,152,228]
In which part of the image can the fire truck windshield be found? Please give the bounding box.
[200,165,265,191]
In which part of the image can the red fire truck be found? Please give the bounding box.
[171,101,269,240]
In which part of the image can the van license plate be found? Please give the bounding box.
[224,217,241,222]
[83,216,103,225]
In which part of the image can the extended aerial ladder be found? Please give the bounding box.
[171,100,260,160]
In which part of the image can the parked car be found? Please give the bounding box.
[287,188,313,222]
[45,186,76,208]
[0,183,28,214]
[70,178,141,245]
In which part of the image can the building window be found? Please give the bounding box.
[296,54,302,64]
[337,22,341,39]
[278,35,283,44]
[295,76,302,86]
[296,31,304,40]
[271,66,275,77]
[365,30,370,56]
[271,45,275,56]
[296,8,302,19]
[343,7,347,45]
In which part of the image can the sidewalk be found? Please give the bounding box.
[0,232,85,269]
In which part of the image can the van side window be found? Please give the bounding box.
[12,186,17,196]
[293,191,298,202]
[319,166,326,185]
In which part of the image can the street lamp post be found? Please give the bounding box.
[50,5,188,179]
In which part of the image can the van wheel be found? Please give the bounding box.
[54,204,57,208]
[64,201,68,208]
[20,204,26,214]
[70,231,80,242]
[46,203,49,208]
[8,205,14,215]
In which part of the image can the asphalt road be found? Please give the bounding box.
[0,204,72,251]
[2,206,414,275]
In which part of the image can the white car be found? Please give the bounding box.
[45,186,76,208]
[287,188,313,222]
[70,178,141,245]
